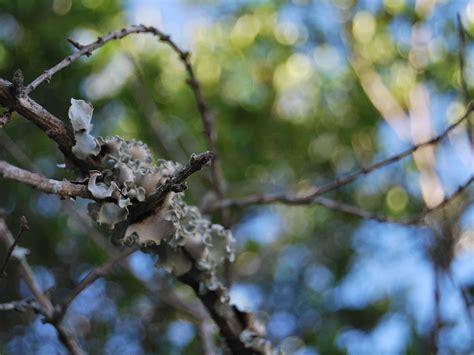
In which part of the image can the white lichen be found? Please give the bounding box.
[69,98,100,159]
[87,201,128,229]
[88,171,117,199]
[67,99,235,293]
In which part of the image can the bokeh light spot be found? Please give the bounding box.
[386,186,408,212]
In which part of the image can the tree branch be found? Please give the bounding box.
[2,23,227,202]
[210,104,474,210]
[61,202,217,351]
[26,23,226,209]
[1,141,221,351]
[0,160,92,199]
[55,246,138,322]
[178,264,271,355]
[0,215,29,277]
[207,177,473,228]
[128,151,215,222]
[313,197,417,225]
[0,23,270,352]
[0,78,98,172]
[457,14,473,145]
[415,176,473,222]
[0,218,84,354]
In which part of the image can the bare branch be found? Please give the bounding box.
[0,160,92,199]
[0,218,84,354]
[415,176,473,223]
[211,104,474,210]
[55,246,138,322]
[26,26,154,94]
[208,177,472,229]
[0,130,39,171]
[26,24,226,204]
[458,14,473,145]
[0,218,53,314]
[2,24,227,206]
[67,38,87,53]
[430,264,441,354]
[0,78,97,172]
[178,264,271,354]
[313,198,417,225]
[458,15,469,104]
[0,24,270,352]
[0,215,29,277]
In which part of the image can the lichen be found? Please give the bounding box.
[239,314,272,354]
[67,99,235,292]
[69,98,100,159]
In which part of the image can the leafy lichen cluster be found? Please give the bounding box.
[68,98,235,287]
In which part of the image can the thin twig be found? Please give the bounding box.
[458,15,469,104]
[457,14,473,145]
[55,246,138,322]
[431,264,441,354]
[62,203,217,350]
[211,104,474,210]
[0,130,39,171]
[67,38,86,52]
[0,78,95,172]
[0,215,29,277]
[447,270,474,341]
[0,218,84,354]
[415,176,473,222]
[313,197,416,225]
[208,177,472,227]
[1,134,216,344]
[26,24,226,207]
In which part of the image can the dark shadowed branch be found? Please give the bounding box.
[129,151,215,222]
[415,176,474,222]
[430,264,441,354]
[457,14,469,105]
[55,246,138,322]
[0,215,29,277]
[26,24,226,200]
[208,176,473,227]
[0,133,221,352]
[0,218,84,355]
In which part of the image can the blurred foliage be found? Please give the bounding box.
[0,0,473,354]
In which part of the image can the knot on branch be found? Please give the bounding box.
[11,69,25,99]
[0,109,12,128]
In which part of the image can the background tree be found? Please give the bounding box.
[0,0,473,354]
